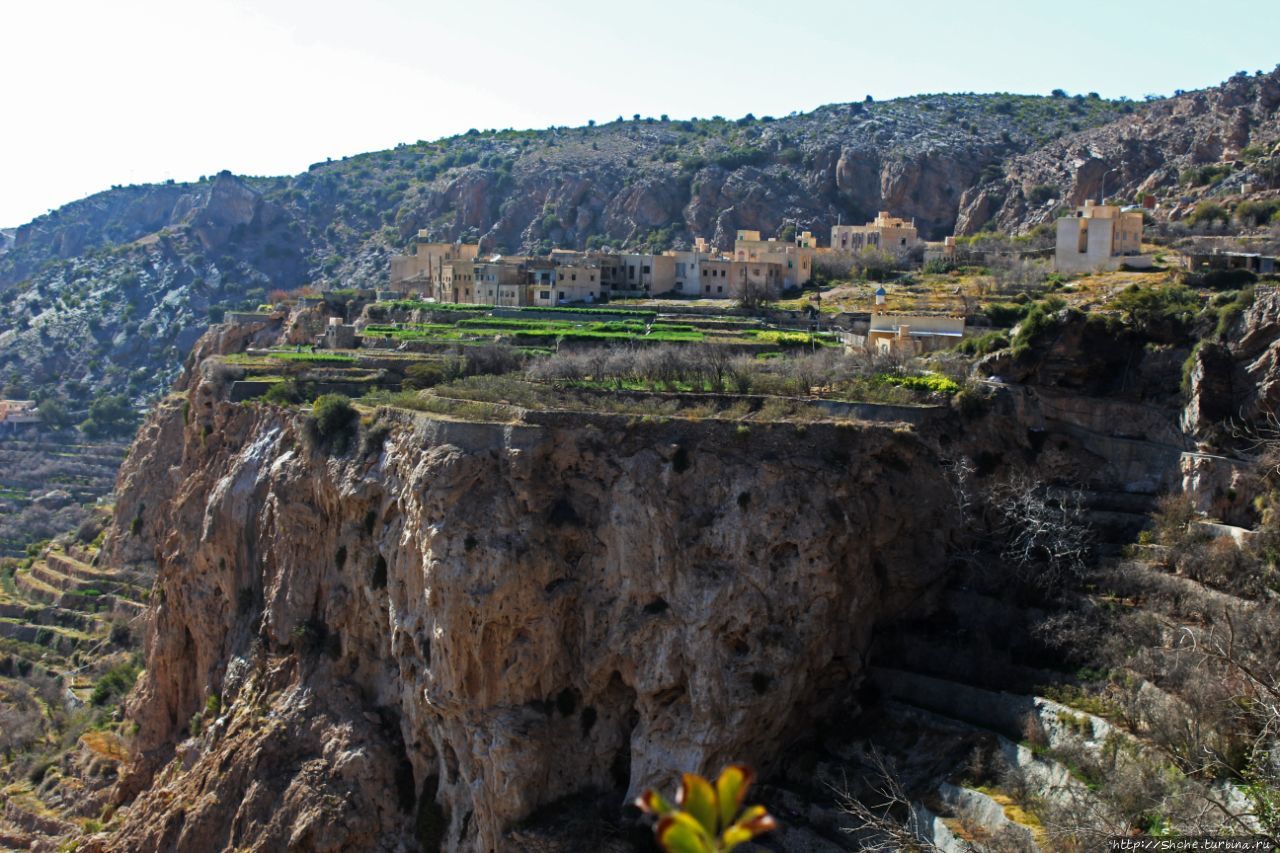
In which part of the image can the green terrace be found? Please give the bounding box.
[362,318,705,344]
[356,311,837,348]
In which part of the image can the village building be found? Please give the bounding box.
[698,258,783,300]
[866,313,965,355]
[830,212,921,257]
[732,229,816,288]
[617,252,677,296]
[473,257,528,306]
[439,259,478,303]
[389,233,481,291]
[923,236,957,265]
[1180,248,1278,276]
[0,400,39,431]
[1053,201,1149,274]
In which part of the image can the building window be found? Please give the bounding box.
[539,290,550,300]
[642,265,650,274]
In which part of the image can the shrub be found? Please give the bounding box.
[310,394,357,454]
[262,380,302,405]
[986,302,1030,326]
[1110,284,1199,333]
[80,392,139,438]
[1235,199,1280,227]
[91,661,140,706]
[1028,184,1059,205]
[1011,297,1070,355]
[955,331,1010,356]
[1188,201,1230,227]
[875,373,960,394]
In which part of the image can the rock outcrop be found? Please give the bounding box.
[958,68,1280,234]
[1184,285,1280,440]
[99,367,956,851]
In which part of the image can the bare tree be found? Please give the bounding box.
[831,747,943,852]
[991,476,1093,590]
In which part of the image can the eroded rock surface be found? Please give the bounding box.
[100,376,956,851]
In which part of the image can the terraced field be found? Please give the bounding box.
[0,533,151,847]
[0,434,129,558]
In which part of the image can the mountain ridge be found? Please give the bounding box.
[0,69,1278,410]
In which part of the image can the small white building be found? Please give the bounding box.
[1054,201,1150,274]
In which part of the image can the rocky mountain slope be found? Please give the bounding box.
[5,70,1280,410]
[0,90,1133,409]
[958,69,1280,233]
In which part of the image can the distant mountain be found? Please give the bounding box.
[1,70,1278,407]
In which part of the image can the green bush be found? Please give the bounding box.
[1235,199,1280,227]
[954,331,1010,356]
[80,392,139,438]
[1027,184,1059,205]
[91,661,140,706]
[262,380,302,405]
[1188,201,1230,226]
[310,394,357,453]
[1180,164,1233,187]
[874,373,960,394]
[1110,284,1199,333]
[1010,297,1070,355]
[986,302,1030,326]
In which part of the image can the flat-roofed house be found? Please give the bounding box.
[866,313,965,355]
[1054,201,1148,274]
[390,233,481,294]
[831,212,920,257]
[733,229,816,288]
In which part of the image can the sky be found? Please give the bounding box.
[0,0,1276,228]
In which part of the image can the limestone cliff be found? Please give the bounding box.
[97,365,956,851]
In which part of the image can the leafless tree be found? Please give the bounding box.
[831,747,943,852]
[991,476,1093,589]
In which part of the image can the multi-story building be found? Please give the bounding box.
[698,258,783,300]
[390,233,480,291]
[732,229,816,288]
[1054,201,1147,274]
[473,257,528,306]
[830,212,920,257]
[439,259,477,304]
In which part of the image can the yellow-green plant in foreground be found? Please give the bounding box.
[636,765,777,852]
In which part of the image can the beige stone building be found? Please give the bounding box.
[617,253,677,296]
[866,313,965,355]
[1054,201,1147,274]
[698,259,783,300]
[830,212,920,257]
[389,233,481,292]
[732,230,816,288]
[472,258,528,306]
[923,236,957,265]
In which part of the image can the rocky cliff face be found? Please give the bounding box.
[98,364,955,851]
[957,69,1280,234]
[1184,285,1280,439]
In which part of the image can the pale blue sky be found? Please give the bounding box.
[0,0,1276,228]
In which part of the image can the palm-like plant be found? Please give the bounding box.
[635,765,777,852]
